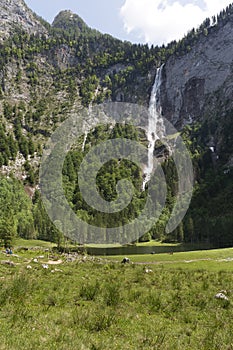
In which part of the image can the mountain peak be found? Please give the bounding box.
[52,10,90,34]
[0,0,47,40]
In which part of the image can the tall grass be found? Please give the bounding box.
[0,250,233,349]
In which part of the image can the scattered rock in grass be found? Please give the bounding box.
[66,256,76,263]
[144,268,153,273]
[16,247,29,252]
[1,260,15,267]
[26,265,32,269]
[219,290,228,294]
[51,268,63,273]
[63,253,104,264]
[33,258,38,263]
[215,292,229,301]
[37,256,44,259]
[48,255,58,260]
[42,264,49,269]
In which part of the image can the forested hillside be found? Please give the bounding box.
[0,0,233,247]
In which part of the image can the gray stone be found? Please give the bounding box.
[160,19,233,128]
[0,0,47,40]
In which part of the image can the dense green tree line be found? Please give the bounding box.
[0,176,34,246]
[0,119,233,248]
[0,176,63,247]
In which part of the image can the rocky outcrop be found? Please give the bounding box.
[52,10,89,34]
[0,0,47,40]
[160,17,233,129]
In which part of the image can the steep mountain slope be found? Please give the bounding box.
[0,0,48,39]
[0,0,157,176]
[160,8,233,165]
[162,17,233,122]
[52,10,91,34]
[0,0,160,245]
[158,7,233,246]
[0,1,233,246]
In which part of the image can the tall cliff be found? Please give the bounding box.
[160,12,233,166]
[154,7,233,245]
[0,0,47,39]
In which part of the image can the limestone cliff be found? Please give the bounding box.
[157,14,233,166]
[0,0,47,40]
[161,15,233,128]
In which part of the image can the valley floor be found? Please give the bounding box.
[0,241,233,349]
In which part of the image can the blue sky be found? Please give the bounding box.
[24,0,231,45]
[25,0,136,42]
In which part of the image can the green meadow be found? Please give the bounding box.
[0,240,233,349]
[107,247,233,271]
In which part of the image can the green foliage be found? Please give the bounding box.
[179,118,233,247]
[33,195,63,243]
[0,217,16,248]
[62,124,151,242]
[0,2,233,246]
[0,176,34,245]
[79,280,100,301]
[1,249,233,349]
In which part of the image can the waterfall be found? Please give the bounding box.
[82,104,92,152]
[81,131,87,152]
[143,64,165,190]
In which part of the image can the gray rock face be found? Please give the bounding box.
[0,0,47,40]
[160,18,233,128]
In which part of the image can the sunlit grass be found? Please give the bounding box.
[13,238,56,249]
[1,241,233,349]
[105,248,233,271]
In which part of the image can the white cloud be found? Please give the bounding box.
[120,0,231,45]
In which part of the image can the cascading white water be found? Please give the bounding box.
[143,64,165,190]
[82,104,93,152]
[81,131,87,152]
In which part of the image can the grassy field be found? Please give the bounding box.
[106,248,233,271]
[13,238,56,249]
[87,241,180,248]
[0,241,233,349]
